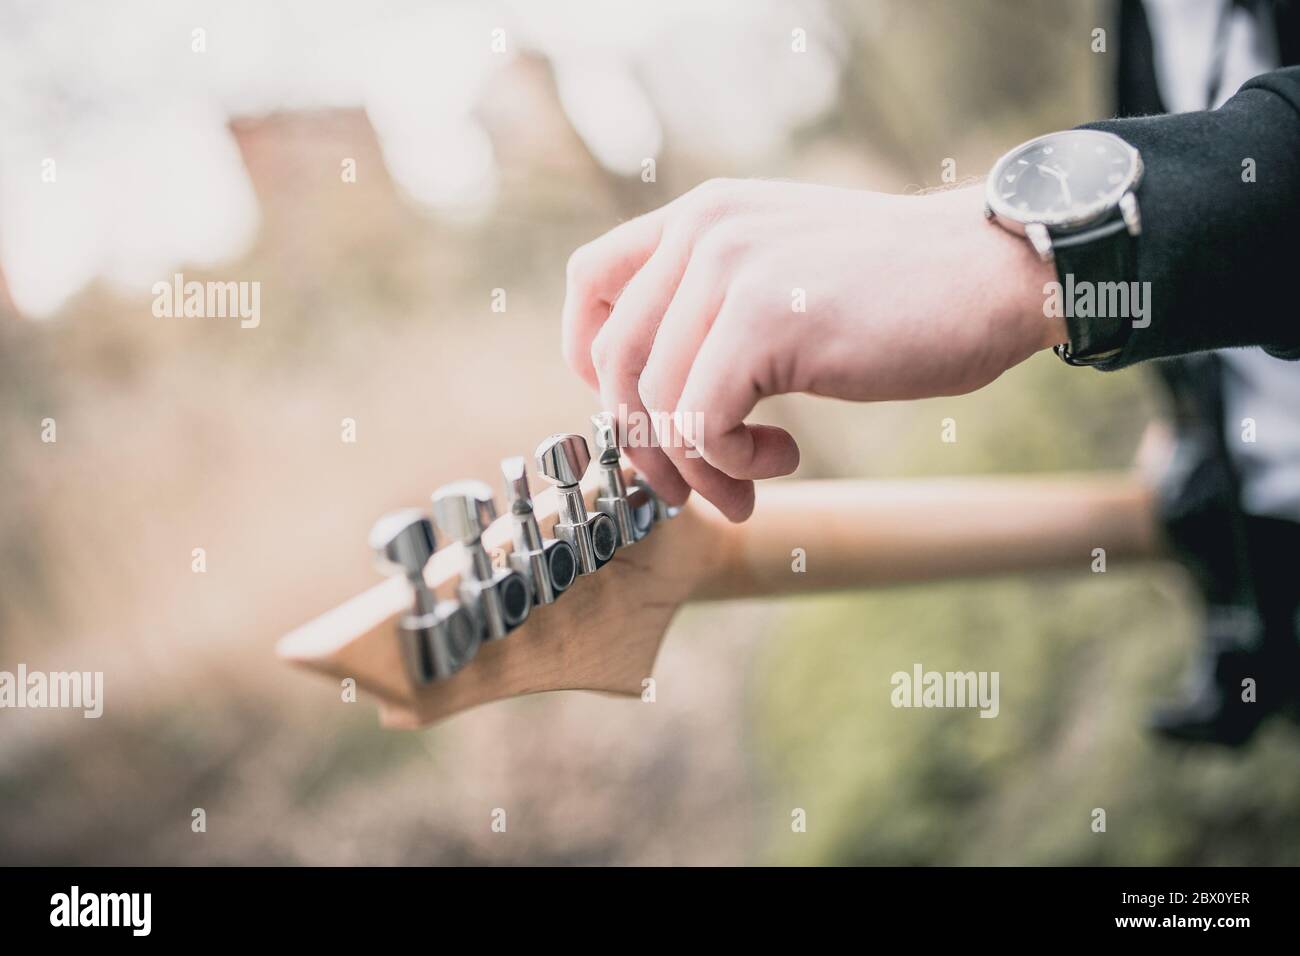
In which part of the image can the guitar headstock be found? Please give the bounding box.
[277,431,1161,730]
[276,424,728,729]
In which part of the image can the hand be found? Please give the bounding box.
[562,178,1059,521]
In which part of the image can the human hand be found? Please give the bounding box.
[562,179,1058,521]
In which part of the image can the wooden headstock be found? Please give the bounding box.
[277,464,727,728]
[277,469,1160,729]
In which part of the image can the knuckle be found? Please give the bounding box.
[589,328,634,378]
[691,176,729,198]
[685,177,739,220]
[672,390,710,439]
[690,408,719,450]
[565,243,597,289]
[561,331,587,374]
[693,222,749,267]
[636,371,662,414]
[589,332,614,375]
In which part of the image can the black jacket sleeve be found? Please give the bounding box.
[1081,66,1300,368]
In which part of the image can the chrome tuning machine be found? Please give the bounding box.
[368,509,480,683]
[501,456,578,605]
[534,433,618,574]
[431,480,532,640]
[590,411,658,546]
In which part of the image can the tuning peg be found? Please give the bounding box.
[536,433,590,485]
[370,507,437,579]
[430,480,497,543]
[502,457,577,605]
[535,433,618,574]
[368,509,479,682]
[590,411,653,547]
[432,480,531,640]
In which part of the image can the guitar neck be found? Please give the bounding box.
[689,474,1161,601]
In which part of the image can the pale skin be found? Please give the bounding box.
[562,178,1063,522]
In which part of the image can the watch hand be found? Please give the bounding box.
[1037,164,1072,206]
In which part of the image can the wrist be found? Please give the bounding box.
[1008,240,1066,351]
[988,229,1061,353]
[946,187,1062,355]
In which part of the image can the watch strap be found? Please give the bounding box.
[1049,216,1137,366]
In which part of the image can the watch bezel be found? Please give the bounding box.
[984,129,1143,235]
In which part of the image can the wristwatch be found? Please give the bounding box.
[984,129,1143,366]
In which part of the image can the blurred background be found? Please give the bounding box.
[3,0,1299,865]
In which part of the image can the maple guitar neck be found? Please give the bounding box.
[693,474,1161,600]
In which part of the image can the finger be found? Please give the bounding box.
[648,406,756,522]
[624,253,757,521]
[591,240,695,505]
[592,242,753,518]
[622,440,691,507]
[647,424,755,521]
[636,249,725,425]
[674,315,801,484]
[561,208,668,391]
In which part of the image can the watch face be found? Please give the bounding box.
[986,130,1141,230]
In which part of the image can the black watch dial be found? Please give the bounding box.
[988,130,1140,229]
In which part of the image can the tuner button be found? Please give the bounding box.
[431,480,498,544]
[535,433,591,486]
[369,508,436,578]
[590,411,619,461]
[501,456,532,513]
